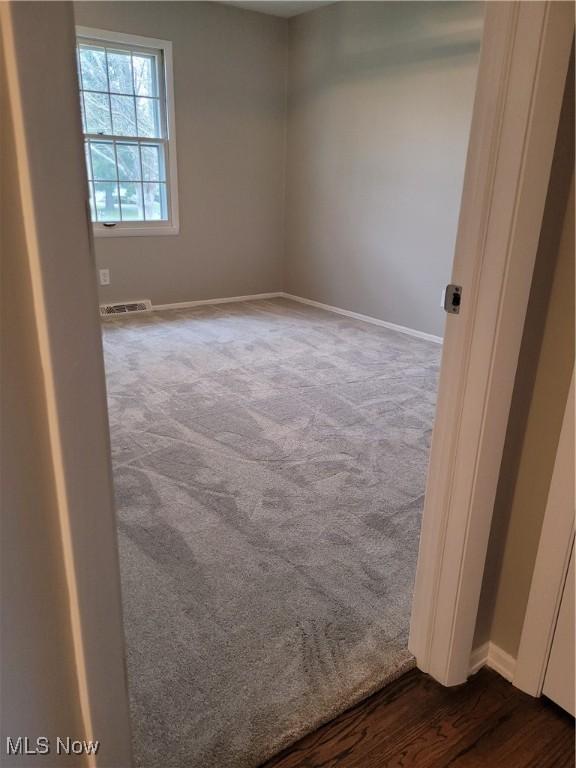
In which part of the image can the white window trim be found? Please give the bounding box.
[76,26,179,237]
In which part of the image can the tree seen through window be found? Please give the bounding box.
[77,38,169,223]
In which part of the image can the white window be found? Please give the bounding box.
[76,27,179,236]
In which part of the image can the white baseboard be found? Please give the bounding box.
[469,642,490,676]
[152,292,283,311]
[150,291,443,344]
[280,293,443,344]
[488,643,517,682]
[469,641,516,682]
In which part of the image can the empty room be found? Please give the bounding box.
[4,2,575,768]
[72,1,481,764]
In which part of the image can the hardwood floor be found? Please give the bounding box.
[263,668,575,768]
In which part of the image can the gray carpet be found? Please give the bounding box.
[102,298,441,768]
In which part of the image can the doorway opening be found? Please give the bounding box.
[75,2,484,765]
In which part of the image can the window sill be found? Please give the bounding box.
[93,224,179,238]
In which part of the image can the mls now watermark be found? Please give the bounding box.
[6,737,100,756]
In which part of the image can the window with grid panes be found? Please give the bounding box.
[76,29,178,235]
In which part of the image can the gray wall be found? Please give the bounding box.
[74,2,482,336]
[74,1,287,306]
[285,2,483,337]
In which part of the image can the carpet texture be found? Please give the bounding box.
[102,298,441,768]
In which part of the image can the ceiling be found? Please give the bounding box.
[224,1,335,18]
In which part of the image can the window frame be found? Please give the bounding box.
[76,26,179,237]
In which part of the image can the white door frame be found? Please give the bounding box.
[513,371,575,697]
[409,1,574,686]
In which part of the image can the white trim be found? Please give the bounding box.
[469,642,516,682]
[150,291,445,344]
[488,643,517,682]
[469,642,490,676]
[281,293,443,344]
[76,26,173,51]
[75,26,180,238]
[93,224,179,238]
[409,1,574,686]
[513,371,575,697]
[152,292,284,311]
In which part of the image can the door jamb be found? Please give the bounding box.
[409,2,574,685]
[513,371,575,696]
[1,3,133,764]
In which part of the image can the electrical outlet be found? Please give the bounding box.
[99,268,110,286]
